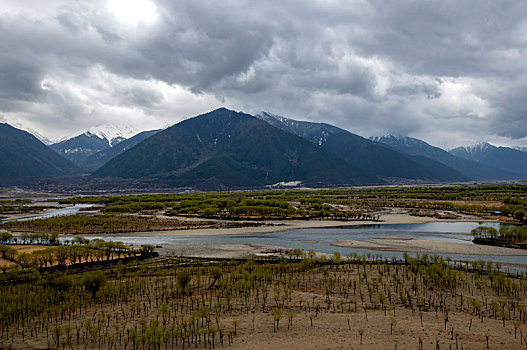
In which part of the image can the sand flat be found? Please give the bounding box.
[332,238,527,256]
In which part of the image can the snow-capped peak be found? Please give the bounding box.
[464,142,495,153]
[257,111,305,129]
[61,123,141,146]
[370,135,408,143]
[85,123,140,146]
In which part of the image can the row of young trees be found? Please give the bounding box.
[472,225,527,244]
[0,239,154,270]
[1,252,526,349]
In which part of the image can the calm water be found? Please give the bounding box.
[2,204,94,223]
[83,221,527,270]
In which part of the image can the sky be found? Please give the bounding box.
[1,0,527,149]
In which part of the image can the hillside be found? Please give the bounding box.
[0,123,79,186]
[83,129,161,171]
[450,143,527,176]
[50,132,112,169]
[257,112,468,183]
[373,135,521,181]
[50,123,141,169]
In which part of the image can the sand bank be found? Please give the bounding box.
[331,237,527,256]
[155,243,298,259]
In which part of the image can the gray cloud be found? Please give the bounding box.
[1,0,526,148]
[388,83,442,100]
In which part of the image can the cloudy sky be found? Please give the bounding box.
[1,0,526,148]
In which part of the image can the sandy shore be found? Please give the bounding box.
[331,237,527,256]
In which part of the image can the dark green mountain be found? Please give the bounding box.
[450,143,527,176]
[0,123,79,186]
[94,108,384,190]
[83,129,161,171]
[373,135,521,181]
[50,132,110,168]
[257,112,468,183]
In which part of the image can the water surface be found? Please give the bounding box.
[2,204,94,223]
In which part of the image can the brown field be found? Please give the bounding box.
[0,244,142,270]
[0,257,14,266]
[11,245,49,254]
[0,245,48,267]
[1,257,526,350]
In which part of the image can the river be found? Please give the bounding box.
[82,221,527,271]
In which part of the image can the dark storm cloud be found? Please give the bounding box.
[352,1,527,77]
[1,0,526,147]
[388,83,442,100]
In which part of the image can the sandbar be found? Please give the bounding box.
[331,237,527,256]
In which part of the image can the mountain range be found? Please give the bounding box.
[49,124,152,171]
[94,108,383,189]
[2,108,527,189]
[450,143,527,176]
[371,135,522,181]
[82,129,161,171]
[256,112,469,183]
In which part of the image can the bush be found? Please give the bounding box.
[82,271,106,299]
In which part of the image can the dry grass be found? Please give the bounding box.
[0,257,14,267]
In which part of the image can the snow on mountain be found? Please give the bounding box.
[462,142,496,154]
[449,142,527,176]
[24,128,53,145]
[0,122,54,145]
[256,111,341,147]
[370,135,423,148]
[60,123,141,146]
[449,142,497,162]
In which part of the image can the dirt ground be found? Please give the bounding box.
[0,257,14,266]
[0,245,47,267]
[224,304,519,350]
